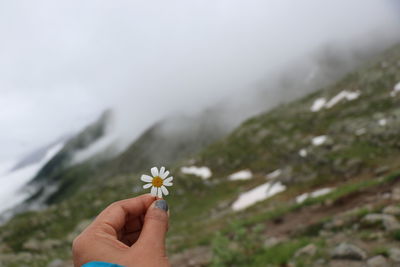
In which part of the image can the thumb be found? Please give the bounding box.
[136,199,169,252]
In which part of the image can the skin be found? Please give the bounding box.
[72,194,170,267]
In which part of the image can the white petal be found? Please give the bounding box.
[164,182,173,186]
[157,188,163,198]
[164,177,173,184]
[161,171,170,179]
[159,167,165,177]
[161,186,169,196]
[141,175,153,183]
[151,186,157,196]
[151,167,159,177]
[143,183,152,189]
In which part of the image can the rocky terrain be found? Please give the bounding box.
[0,44,400,266]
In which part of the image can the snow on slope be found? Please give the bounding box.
[310,90,361,112]
[181,166,212,180]
[232,181,286,211]
[391,81,400,97]
[310,98,327,112]
[228,169,253,181]
[296,187,334,204]
[312,135,328,146]
[0,143,64,214]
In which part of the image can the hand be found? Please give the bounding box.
[72,194,170,267]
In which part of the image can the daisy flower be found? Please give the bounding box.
[141,167,173,198]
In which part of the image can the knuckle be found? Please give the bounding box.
[107,200,126,211]
[146,212,168,223]
[107,201,121,209]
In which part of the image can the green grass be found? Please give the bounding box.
[251,238,314,266]
[373,247,389,257]
[393,230,400,241]
[1,44,400,266]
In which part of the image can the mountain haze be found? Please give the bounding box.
[0,44,400,266]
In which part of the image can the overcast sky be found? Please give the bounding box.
[0,0,399,162]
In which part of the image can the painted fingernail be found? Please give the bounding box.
[155,200,168,212]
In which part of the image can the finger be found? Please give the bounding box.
[91,194,156,234]
[120,231,142,246]
[135,199,169,252]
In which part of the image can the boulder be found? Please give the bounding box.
[294,244,317,258]
[361,214,400,232]
[392,187,400,201]
[389,248,400,262]
[366,255,389,267]
[263,237,281,248]
[331,243,367,261]
[374,166,389,176]
[383,205,400,216]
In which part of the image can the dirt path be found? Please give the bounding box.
[264,177,400,238]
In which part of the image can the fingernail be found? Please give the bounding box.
[155,200,168,212]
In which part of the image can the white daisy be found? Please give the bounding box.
[141,166,173,198]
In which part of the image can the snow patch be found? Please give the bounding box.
[378,118,387,126]
[232,182,286,211]
[228,170,253,181]
[299,149,308,157]
[310,98,327,112]
[181,166,212,180]
[0,142,64,214]
[391,82,400,97]
[325,90,360,109]
[296,193,309,204]
[296,187,334,204]
[312,135,328,146]
[310,91,360,112]
[266,169,282,180]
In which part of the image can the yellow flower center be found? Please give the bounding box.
[152,176,163,187]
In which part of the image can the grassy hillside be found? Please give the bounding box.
[197,46,400,181]
[1,44,400,266]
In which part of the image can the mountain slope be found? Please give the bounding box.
[18,108,230,208]
[16,110,114,210]
[31,110,113,184]
[197,45,400,184]
[0,44,400,266]
[103,111,229,178]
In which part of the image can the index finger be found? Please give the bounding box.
[91,194,156,233]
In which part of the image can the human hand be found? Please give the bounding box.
[72,194,170,267]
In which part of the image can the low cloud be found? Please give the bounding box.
[0,0,399,162]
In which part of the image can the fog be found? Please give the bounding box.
[0,0,399,163]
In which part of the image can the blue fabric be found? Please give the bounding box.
[82,262,124,267]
